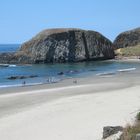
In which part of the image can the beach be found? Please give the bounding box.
[0,70,140,140]
[0,0,140,139]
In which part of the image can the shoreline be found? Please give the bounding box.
[114,56,140,62]
[0,69,137,95]
[0,60,140,140]
[0,73,140,140]
[0,57,140,90]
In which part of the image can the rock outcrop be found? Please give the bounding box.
[103,126,123,139]
[7,75,38,80]
[0,28,114,64]
[0,53,15,64]
[114,27,140,49]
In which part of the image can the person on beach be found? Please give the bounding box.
[46,78,49,83]
[73,79,77,84]
[22,81,26,86]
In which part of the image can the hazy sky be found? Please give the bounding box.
[0,0,140,43]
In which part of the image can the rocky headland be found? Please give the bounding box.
[114,27,140,58]
[0,28,114,64]
[114,27,140,49]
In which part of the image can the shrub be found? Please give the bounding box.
[137,112,140,121]
[119,112,140,140]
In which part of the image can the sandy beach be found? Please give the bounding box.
[0,70,140,140]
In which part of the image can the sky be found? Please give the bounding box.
[0,0,140,44]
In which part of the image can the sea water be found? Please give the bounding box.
[0,44,140,88]
[0,44,20,53]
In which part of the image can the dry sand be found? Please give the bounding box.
[0,71,140,140]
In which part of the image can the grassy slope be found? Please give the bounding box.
[120,113,140,140]
[115,44,140,57]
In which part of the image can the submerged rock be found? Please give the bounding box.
[7,75,38,80]
[57,72,64,75]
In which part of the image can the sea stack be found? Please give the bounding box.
[15,28,114,63]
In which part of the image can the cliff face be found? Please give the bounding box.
[14,28,114,64]
[114,27,140,49]
[0,28,114,64]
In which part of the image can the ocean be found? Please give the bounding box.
[0,44,20,53]
[0,44,140,88]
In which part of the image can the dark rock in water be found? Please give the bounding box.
[29,75,38,78]
[0,53,16,64]
[66,70,79,74]
[0,28,114,64]
[103,126,123,139]
[8,76,24,80]
[7,75,38,80]
[114,27,140,49]
[58,70,80,75]
[89,69,96,71]
[57,72,64,75]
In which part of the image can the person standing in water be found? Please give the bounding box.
[22,81,26,86]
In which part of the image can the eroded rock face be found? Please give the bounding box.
[16,28,114,63]
[0,28,114,64]
[114,27,140,49]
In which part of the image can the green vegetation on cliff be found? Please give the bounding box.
[119,112,140,140]
[115,44,140,57]
[114,27,140,58]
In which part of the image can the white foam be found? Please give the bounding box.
[0,64,17,67]
[96,72,116,76]
[0,64,9,67]
[8,65,17,67]
[0,84,21,88]
[0,82,43,89]
[117,67,136,72]
[96,67,136,76]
